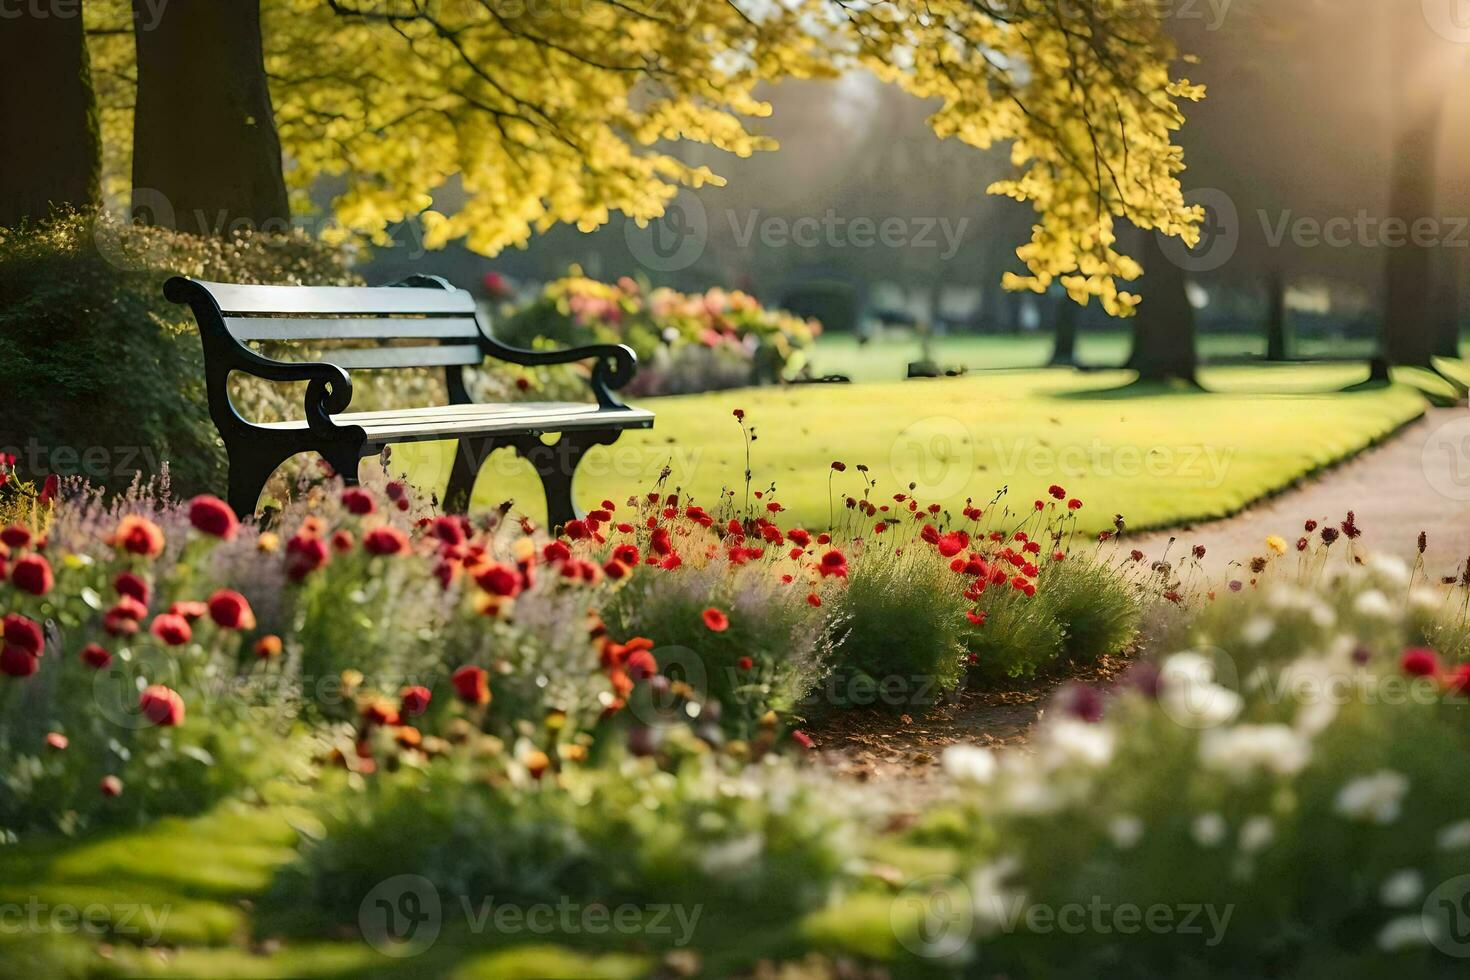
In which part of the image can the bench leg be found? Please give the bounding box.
[510,430,621,530]
[443,436,495,513]
[226,442,298,520]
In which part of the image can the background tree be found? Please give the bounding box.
[129,0,289,235]
[84,0,1202,316]
[0,6,101,228]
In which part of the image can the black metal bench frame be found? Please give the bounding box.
[165,275,653,525]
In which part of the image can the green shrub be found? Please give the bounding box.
[1041,556,1142,663]
[0,209,354,496]
[825,548,968,709]
[603,560,833,735]
[282,750,859,931]
[965,583,1066,682]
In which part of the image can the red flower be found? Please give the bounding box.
[207,590,256,630]
[0,645,38,677]
[400,685,432,717]
[342,487,377,515]
[188,495,239,540]
[830,461,845,472]
[103,596,147,635]
[543,540,572,563]
[650,527,673,557]
[1400,648,1440,678]
[732,408,745,420]
[11,554,52,596]
[431,516,465,546]
[100,775,123,797]
[807,592,822,607]
[612,544,640,567]
[818,549,849,578]
[625,647,658,681]
[738,656,754,671]
[139,684,186,726]
[80,643,112,669]
[331,530,355,553]
[966,609,988,626]
[363,526,409,556]
[113,515,165,557]
[169,600,208,621]
[452,665,491,705]
[603,558,630,580]
[1445,663,1470,696]
[701,607,730,632]
[45,732,67,751]
[39,474,59,507]
[113,571,150,605]
[361,699,399,727]
[254,635,283,660]
[286,534,331,580]
[150,613,192,647]
[790,730,815,750]
[3,613,43,656]
[475,562,522,598]
[937,531,969,558]
[1048,484,1066,500]
[1067,498,1082,510]
[0,524,32,549]
[482,270,513,299]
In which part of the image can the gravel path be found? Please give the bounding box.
[1130,406,1470,576]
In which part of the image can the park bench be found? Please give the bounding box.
[165,275,653,524]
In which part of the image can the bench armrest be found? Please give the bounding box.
[165,276,356,438]
[480,336,637,410]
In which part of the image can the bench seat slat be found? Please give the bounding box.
[313,344,485,370]
[201,281,478,316]
[228,316,483,342]
[258,403,654,445]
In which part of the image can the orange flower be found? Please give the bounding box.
[113,515,165,557]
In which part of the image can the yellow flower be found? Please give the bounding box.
[1266,535,1288,556]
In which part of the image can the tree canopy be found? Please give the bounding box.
[85,0,1203,316]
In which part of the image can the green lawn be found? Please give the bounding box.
[0,800,932,978]
[389,363,1430,535]
[807,330,1385,383]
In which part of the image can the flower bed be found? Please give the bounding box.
[4,420,1470,976]
[494,272,821,395]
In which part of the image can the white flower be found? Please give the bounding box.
[1109,815,1144,849]
[1409,588,1442,614]
[1159,652,1243,730]
[1437,820,1470,850]
[1240,616,1275,646]
[942,745,997,785]
[1365,553,1410,588]
[1192,812,1227,847]
[697,833,764,879]
[1239,815,1275,854]
[1199,725,1312,781]
[1353,589,1395,620]
[1335,771,1410,824]
[968,856,1025,935]
[1379,869,1424,908]
[1376,915,1439,952]
[1038,719,1116,769]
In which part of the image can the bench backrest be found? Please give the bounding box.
[172,277,488,372]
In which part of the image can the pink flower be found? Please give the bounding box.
[363,525,409,556]
[150,613,192,647]
[207,590,256,630]
[188,495,239,540]
[139,684,185,726]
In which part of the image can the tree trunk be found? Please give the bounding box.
[1265,269,1289,361]
[0,9,100,228]
[1126,232,1198,383]
[1049,293,1079,366]
[1432,249,1461,358]
[131,0,289,236]
[1382,16,1445,368]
